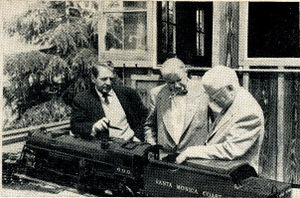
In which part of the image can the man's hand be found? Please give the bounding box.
[91,117,110,137]
[147,139,156,145]
[176,152,188,164]
[144,131,156,145]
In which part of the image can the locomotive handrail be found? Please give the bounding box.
[2,120,70,146]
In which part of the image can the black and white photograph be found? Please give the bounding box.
[1,0,300,197]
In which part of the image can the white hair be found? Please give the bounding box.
[202,65,240,95]
[160,58,186,80]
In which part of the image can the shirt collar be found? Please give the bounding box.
[95,87,114,99]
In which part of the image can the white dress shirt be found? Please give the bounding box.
[95,88,134,140]
[170,94,187,144]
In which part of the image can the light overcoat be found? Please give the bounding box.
[185,88,265,172]
[144,79,209,156]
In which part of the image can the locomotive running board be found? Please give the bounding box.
[14,173,94,196]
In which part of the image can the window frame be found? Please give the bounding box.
[239,2,300,67]
[98,1,156,68]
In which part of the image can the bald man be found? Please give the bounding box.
[176,66,265,172]
[144,58,209,159]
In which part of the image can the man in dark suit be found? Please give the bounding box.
[71,63,147,141]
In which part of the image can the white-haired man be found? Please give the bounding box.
[176,65,265,172]
[144,58,209,160]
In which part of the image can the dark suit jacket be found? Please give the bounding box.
[71,86,148,141]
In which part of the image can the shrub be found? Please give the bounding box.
[4,97,71,131]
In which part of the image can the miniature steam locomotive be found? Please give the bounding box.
[18,128,291,197]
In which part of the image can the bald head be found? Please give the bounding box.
[160,58,187,82]
[202,65,239,96]
[161,58,188,95]
[202,65,240,110]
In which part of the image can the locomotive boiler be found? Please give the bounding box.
[19,128,160,195]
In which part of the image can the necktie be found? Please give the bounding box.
[102,93,110,104]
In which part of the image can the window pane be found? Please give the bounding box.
[105,13,123,51]
[105,12,147,51]
[104,1,146,11]
[104,1,122,10]
[168,2,175,23]
[169,2,174,11]
[196,9,205,56]
[161,2,175,24]
[161,23,168,54]
[123,1,146,10]
[248,2,300,57]
[124,12,147,51]
[168,25,175,53]
[159,2,176,58]
[162,2,168,22]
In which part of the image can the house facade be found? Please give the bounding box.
[97,1,300,184]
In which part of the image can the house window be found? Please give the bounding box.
[99,1,154,67]
[239,2,300,67]
[99,1,212,68]
[157,2,212,66]
[104,1,147,52]
[248,2,300,58]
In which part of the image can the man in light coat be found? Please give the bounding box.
[144,58,209,159]
[176,65,265,172]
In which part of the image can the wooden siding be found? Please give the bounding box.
[284,73,300,184]
[249,73,278,180]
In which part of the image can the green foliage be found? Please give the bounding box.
[71,48,98,79]
[4,51,50,76]
[4,97,71,131]
[3,1,100,130]
[5,1,66,43]
[62,48,98,105]
[4,51,51,108]
[3,51,70,115]
[4,1,98,55]
[46,56,70,82]
[40,20,90,56]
